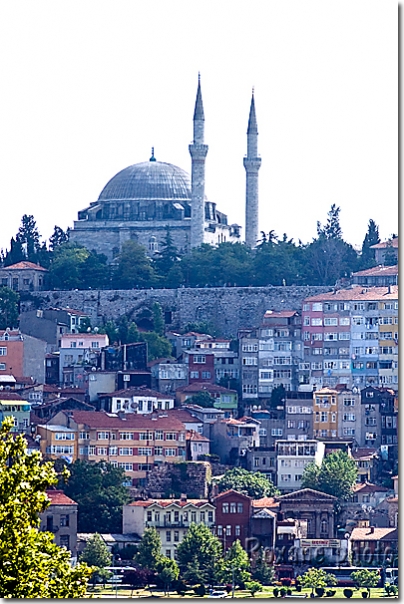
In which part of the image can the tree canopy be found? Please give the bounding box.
[136,527,162,571]
[0,417,92,598]
[0,286,19,330]
[79,532,112,569]
[218,467,279,499]
[59,459,131,533]
[301,450,357,501]
[176,522,223,585]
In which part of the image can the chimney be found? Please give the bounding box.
[369,526,375,534]
[180,493,187,503]
[117,411,126,420]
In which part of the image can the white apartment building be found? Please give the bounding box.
[276,439,325,493]
[123,497,215,559]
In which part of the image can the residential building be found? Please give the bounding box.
[352,265,398,287]
[302,285,398,391]
[19,307,91,353]
[182,404,225,439]
[0,391,31,432]
[176,382,238,416]
[184,350,215,384]
[238,328,259,400]
[250,496,279,550]
[194,338,239,382]
[276,440,325,492]
[39,490,78,562]
[149,358,188,393]
[211,416,260,464]
[59,333,109,387]
[97,388,174,414]
[313,388,338,439]
[213,490,251,550]
[37,423,78,462]
[336,387,362,443]
[0,329,46,384]
[186,430,210,461]
[352,448,380,484]
[370,236,398,265]
[42,410,186,485]
[284,394,313,441]
[246,408,285,448]
[45,353,60,384]
[350,525,398,566]
[245,447,277,483]
[0,261,48,291]
[258,310,303,396]
[123,496,215,559]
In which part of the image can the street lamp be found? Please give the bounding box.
[114,554,121,598]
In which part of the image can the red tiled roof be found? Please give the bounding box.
[128,498,210,508]
[370,238,398,249]
[352,265,398,277]
[3,261,48,271]
[251,496,279,509]
[167,409,202,423]
[0,391,27,401]
[46,489,77,505]
[305,285,398,302]
[352,448,378,460]
[213,489,251,501]
[350,527,398,541]
[67,410,185,431]
[186,430,209,442]
[177,382,237,395]
[352,482,389,494]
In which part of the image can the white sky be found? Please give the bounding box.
[0,0,398,252]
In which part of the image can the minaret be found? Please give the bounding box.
[189,74,209,248]
[243,89,262,248]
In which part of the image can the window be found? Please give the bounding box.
[193,355,206,364]
[226,525,231,536]
[235,525,241,536]
[138,447,153,456]
[191,511,197,523]
[324,333,338,341]
[343,399,355,407]
[324,317,338,326]
[139,432,149,440]
[242,343,258,352]
[311,362,322,370]
[312,303,323,311]
[118,462,133,471]
[201,371,211,379]
[120,432,134,440]
[166,531,171,542]
[190,371,199,379]
[339,317,350,325]
[60,514,69,527]
[59,535,70,550]
[303,304,311,311]
[155,430,164,440]
[217,525,223,536]
[321,519,328,534]
[237,503,244,513]
[174,530,179,542]
[0,347,7,356]
[164,448,177,457]
[320,412,328,422]
[97,431,110,440]
[312,333,323,341]
[97,447,108,456]
[222,503,229,514]
[271,428,283,436]
[339,332,350,340]
[243,357,257,366]
[311,318,323,326]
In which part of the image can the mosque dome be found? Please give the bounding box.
[98,157,192,203]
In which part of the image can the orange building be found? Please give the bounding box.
[313,388,338,439]
[41,410,186,486]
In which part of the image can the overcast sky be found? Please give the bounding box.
[0,0,398,253]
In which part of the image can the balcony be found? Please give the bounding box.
[146,519,215,529]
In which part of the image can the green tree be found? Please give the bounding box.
[301,450,357,501]
[152,301,165,336]
[186,391,216,408]
[297,568,334,596]
[221,540,251,587]
[16,214,41,263]
[60,459,131,533]
[112,240,155,289]
[136,527,162,571]
[156,557,179,595]
[141,331,172,361]
[251,547,274,585]
[49,225,69,251]
[0,286,19,330]
[350,569,380,597]
[79,532,112,568]
[176,523,223,585]
[218,467,278,498]
[359,219,380,269]
[245,580,263,597]
[383,238,398,266]
[81,250,110,289]
[4,237,25,266]
[153,226,181,279]
[0,417,92,598]
[48,242,90,289]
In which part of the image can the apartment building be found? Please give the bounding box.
[19,307,91,353]
[176,382,238,416]
[41,410,186,485]
[0,329,46,384]
[59,333,109,387]
[183,350,215,385]
[194,339,239,382]
[238,329,259,400]
[39,490,78,562]
[276,440,325,492]
[313,388,338,439]
[284,393,314,441]
[97,388,174,414]
[0,391,31,433]
[336,387,362,443]
[213,490,251,550]
[302,285,398,391]
[211,416,260,464]
[149,359,188,393]
[123,496,215,558]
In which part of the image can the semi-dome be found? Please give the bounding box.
[98,159,192,203]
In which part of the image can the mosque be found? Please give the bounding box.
[69,77,261,262]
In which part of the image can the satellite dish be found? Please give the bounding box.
[344,532,350,539]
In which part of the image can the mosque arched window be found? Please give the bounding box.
[149,236,158,253]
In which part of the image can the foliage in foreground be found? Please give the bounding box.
[0,417,92,598]
[218,467,279,498]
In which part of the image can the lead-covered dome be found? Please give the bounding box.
[98,160,192,202]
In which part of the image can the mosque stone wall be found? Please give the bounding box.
[23,285,332,338]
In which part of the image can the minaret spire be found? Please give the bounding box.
[243,89,262,248]
[189,74,209,248]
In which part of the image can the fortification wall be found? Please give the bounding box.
[23,285,332,338]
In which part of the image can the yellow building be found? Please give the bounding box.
[378,294,398,389]
[313,388,338,439]
[37,423,78,462]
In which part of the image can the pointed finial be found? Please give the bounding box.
[193,73,204,120]
[247,90,258,135]
[149,147,156,162]
[198,71,201,84]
